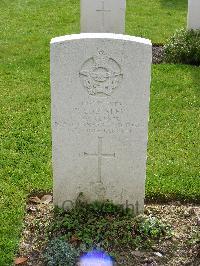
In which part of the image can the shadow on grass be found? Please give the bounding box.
[159,0,187,10]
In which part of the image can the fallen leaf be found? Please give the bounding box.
[40,194,52,204]
[70,235,79,243]
[30,196,41,204]
[15,257,28,265]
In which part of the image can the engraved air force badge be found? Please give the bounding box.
[79,50,123,96]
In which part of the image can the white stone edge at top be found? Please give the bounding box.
[51,33,152,46]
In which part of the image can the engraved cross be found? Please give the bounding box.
[96,1,111,28]
[84,137,115,183]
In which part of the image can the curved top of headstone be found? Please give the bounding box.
[51,33,152,46]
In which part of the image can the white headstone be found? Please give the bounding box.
[81,0,126,33]
[187,0,200,30]
[51,33,152,215]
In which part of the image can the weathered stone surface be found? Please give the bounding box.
[81,0,126,33]
[187,0,200,30]
[51,33,152,214]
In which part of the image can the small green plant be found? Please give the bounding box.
[48,201,172,252]
[135,216,172,239]
[43,238,80,266]
[164,29,200,65]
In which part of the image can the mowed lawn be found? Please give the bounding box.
[1,0,199,265]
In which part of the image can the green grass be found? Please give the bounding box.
[0,0,199,265]
[126,0,187,43]
[147,64,200,202]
